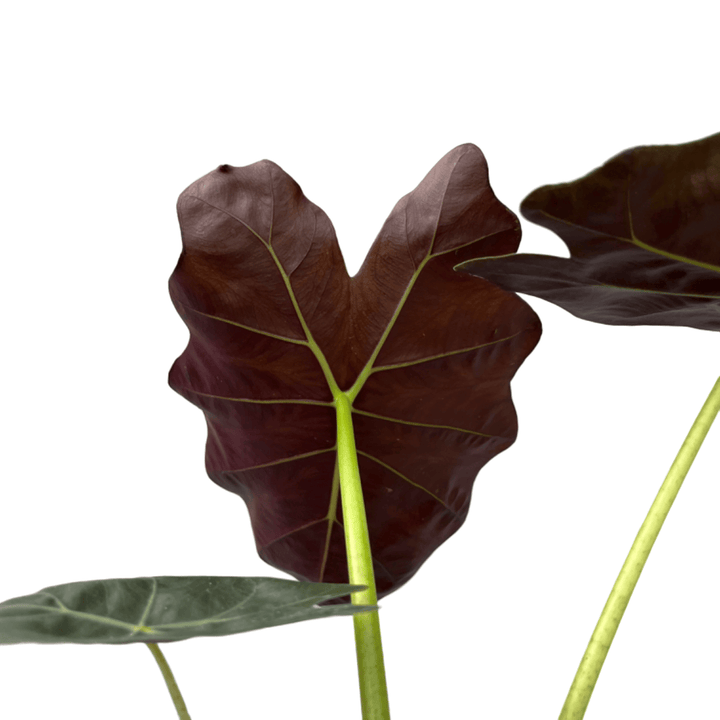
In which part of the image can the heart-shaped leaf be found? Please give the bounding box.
[169,145,541,599]
[0,577,374,644]
[458,133,720,331]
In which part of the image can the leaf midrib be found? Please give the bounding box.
[535,208,720,275]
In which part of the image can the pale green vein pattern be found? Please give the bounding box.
[371,332,523,374]
[0,577,375,645]
[351,409,494,438]
[184,305,309,345]
[538,208,720,276]
[221,447,336,475]
[183,206,516,566]
[181,389,332,407]
[357,451,457,515]
[627,189,720,274]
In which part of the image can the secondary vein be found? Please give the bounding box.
[357,450,458,517]
[179,389,333,406]
[370,331,523,373]
[219,447,335,475]
[181,305,308,345]
[538,208,720,275]
[351,409,495,438]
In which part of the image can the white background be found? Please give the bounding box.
[1,2,718,719]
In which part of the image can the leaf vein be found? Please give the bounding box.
[129,579,158,638]
[261,517,328,551]
[357,451,459,518]
[180,305,308,345]
[185,195,268,245]
[177,389,333,406]
[372,331,523,372]
[319,460,341,581]
[352,409,494,437]
[595,283,720,299]
[220,447,335,475]
[202,584,259,622]
[538,208,720,275]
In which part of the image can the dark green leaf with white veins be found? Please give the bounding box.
[0,577,374,644]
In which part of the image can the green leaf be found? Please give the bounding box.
[0,576,375,645]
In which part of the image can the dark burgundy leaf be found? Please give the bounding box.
[458,133,720,331]
[169,146,541,600]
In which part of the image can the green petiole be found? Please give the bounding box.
[335,392,391,720]
[147,642,192,719]
[559,375,720,720]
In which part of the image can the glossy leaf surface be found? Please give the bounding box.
[169,145,541,599]
[458,133,720,331]
[0,577,373,644]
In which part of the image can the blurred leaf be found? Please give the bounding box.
[0,576,374,644]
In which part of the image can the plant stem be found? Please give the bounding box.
[559,375,720,720]
[335,392,391,720]
[146,642,192,720]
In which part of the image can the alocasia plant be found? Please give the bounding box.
[1,136,717,720]
[166,144,541,716]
